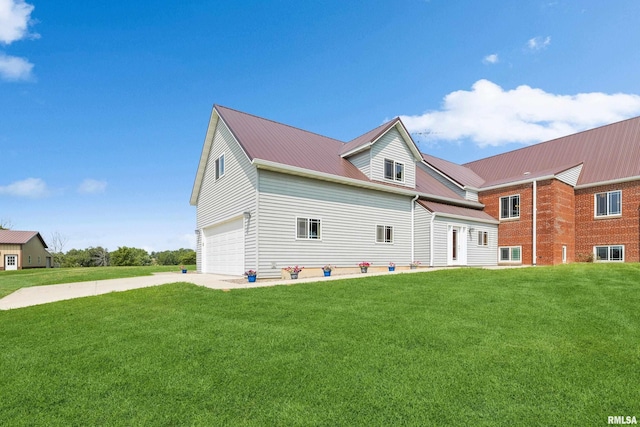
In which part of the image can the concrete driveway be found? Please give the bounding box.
[0,267,461,310]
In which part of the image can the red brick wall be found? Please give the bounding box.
[479,179,576,266]
[575,181,640,262]
[536,180,575,265]
[479,183,533,264]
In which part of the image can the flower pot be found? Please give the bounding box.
[290,273,299,279]
[360,267,368,273]
[247,275,256,283]
[410,265,417,270]
[388,266,395,271]
[182,269,187,274]
[323,270,331,277]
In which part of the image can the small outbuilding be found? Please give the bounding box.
[0,230,53,270]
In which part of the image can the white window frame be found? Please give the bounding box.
[499,246,522,263]
[499,194,520,220]
[376,225,393,244]
[477,231,488,247]
[383,158,405,183]
[215,153,225,180]
[296,217,321,240]
[594,245,624,262]
[594,190,621,218]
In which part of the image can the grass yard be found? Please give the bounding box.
[0,265,195,299]
[1,264,639,426]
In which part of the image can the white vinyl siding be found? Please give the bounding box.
[413,204,431,265]
[347,150,371,178]
[370,127,416,188]
[430,217,497,267]
[196,119,257,273]
[257,170,412,278]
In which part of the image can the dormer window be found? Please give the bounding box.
[384,159,404,182]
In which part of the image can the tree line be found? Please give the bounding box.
[53,247,196,268]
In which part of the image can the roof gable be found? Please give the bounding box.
[0,230,48,247]
[341,118,423,161]
[191,105,478,207]
[464,116,640,187]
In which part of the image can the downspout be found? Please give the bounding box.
[429,213,436,267]
[411,195,419,262]
[533,180,537,266]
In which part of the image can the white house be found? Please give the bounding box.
[190,105,498,278]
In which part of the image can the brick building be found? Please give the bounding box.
[426,116,640,265]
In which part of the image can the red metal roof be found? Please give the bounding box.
[0,230,48,247]
[422,153,485,188]
[464,116,640,187]
[214,105,469,203]
[418,200,498,223]
[340,119,398,155]
[216,105,369,181]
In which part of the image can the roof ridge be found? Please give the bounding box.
[215,104,346,145]
[463,114,640,166]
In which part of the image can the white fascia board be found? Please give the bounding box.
[428,211,499,225]
[252,158,484,209]
[420,160,465,190]
[340,142,373,158]
[478,175,556,192]
[392,122,424,162]
[190,107,219,206]
[574,175,640,190]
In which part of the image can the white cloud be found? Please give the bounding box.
[399,79,640,147]
[527,36,551,51]
[0,0,38,44]
[483,53,499,64]
[0,177,49,198]
[78,179,108,194]
[0,52,33,80]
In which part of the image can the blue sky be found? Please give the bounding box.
[2,0,640,252]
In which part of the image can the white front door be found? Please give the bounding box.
[5,254,18,270]
[447,225,467,266]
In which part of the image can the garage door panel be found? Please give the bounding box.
[203,218,244,275]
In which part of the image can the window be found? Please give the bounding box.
[477,231,488,246]
[595,190,621,217]
[376,225,393,243]
[499,246,521,262]
[28,255,31,264]
[594,245,624,262]
[383,159,404,182]
[297,217,321,239]
[500,195,520,219]
[215,154,225,179]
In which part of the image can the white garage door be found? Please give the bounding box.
[203,218,244,275]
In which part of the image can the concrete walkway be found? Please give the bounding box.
[0,266,519,310]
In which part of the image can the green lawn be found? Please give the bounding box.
[0,265,195,298]
[1,264,639,426]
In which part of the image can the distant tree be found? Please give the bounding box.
[0,218,13,230]
[179,250,196,265]
[62,248,93,267]
[155,250,179,265]
[89,246,110,266]
[110,246,151,266]
[49,231,69,267]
